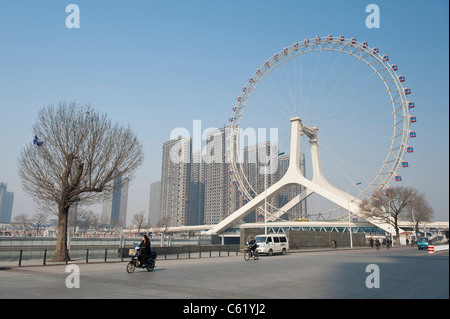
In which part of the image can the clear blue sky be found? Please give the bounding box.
[0,0,448,223]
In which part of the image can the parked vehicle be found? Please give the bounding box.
[254,234,289,256]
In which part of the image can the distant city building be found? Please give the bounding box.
[159,136,191,227]
[156,129,307,227]
[101,172,129,227]
[189,150,205,226]
[277,153,307,220]
[0,183,14,223]
[148,181,161,227]
[203,127,232,225]
[241,141,279,223]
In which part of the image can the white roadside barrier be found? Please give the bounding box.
[428,244,449,253]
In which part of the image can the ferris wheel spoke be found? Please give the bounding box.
[314,71,383,122]
[307,50,345,116]
[251,86,293,119]
[228,36,412,221]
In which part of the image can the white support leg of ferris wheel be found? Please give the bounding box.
[209,117,396,235]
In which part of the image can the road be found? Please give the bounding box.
[0,246,447,300]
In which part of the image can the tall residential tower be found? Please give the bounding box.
[159,136,191,227]
[0,183,14,223]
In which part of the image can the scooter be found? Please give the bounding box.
[126,244,157,273]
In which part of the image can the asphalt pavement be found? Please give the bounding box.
[0,246,448,300]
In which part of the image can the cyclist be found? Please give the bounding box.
[248,237,257,257]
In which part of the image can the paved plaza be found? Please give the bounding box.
[0,246,448,300]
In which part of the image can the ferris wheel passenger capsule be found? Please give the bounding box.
[402,161,409,168]
[283,47,289,54]
[327,34,333,40]
[351,37,356,44]
[293,42,299,49]
[410,131,416,138]
[407,146,414,153]
[315,36,321,42]
[395,176,402,182]
[304,38,309,44]
[399,75,405,82]
[404,88,411,95]
[410,116,417,123]
[383,55,389,61]
[408,102,415,108]
[339,35,345,41]
[373,47,379,54]
[391,64,398,71]
[362,41,368,48]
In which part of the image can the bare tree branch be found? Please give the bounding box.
[17,101,144,261]
[359,186,424,244]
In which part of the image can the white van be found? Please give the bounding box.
[254,234,289,256]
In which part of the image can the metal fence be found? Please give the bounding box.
[0,244,241,267]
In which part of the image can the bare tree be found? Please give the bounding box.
[360,186,420,244]
[402,192,434,239]
[80,210,98,234]
[155,215,171,242]
[156,215,171,232]
[131,210,147,235]
[30,212,49,236]
[13,214,30,235]
[17,101,144,261]
[68,205,82,235]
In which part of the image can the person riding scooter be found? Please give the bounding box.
[138,234,151,266]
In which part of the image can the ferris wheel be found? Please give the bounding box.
[227,35,416,220]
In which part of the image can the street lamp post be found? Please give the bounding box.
[347,182,361,249]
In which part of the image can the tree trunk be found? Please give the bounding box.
[394,215,400,246]
[51,206,70,262]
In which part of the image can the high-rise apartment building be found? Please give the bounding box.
[157,130,307,228]
[0,183,14,223]
[237,141,280,223]
[159,136,191,227]
[148,181,161,227]
[277,153,307,220]
[101,172,129,227]
[203,128,229,225]
[189,150,205,226]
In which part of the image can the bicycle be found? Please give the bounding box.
[331,240,337,249]
[244,245,259,261]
